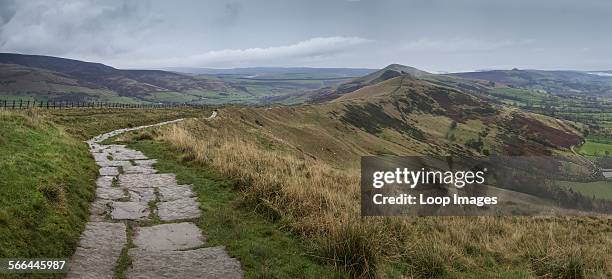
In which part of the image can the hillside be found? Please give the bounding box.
[147,73,610,276]
[228,74,584,167]
[0,63,137,103]
[195,71,612,213]
[165,66,376,79]
[0,53,379,105]
[308,64,430,102]
[0,111,97,259]
[0,53,251,104]
[451,69,612,97]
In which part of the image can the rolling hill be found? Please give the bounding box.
[307,64,430,102]
[173,67,379,105]
[199,66,607,213]
[450,69,612,97]
[164,66,376,79]
[226,63,586,164]
[154,68,609,277]
[0,53,379,105]
[0,53,253,104]
[0,63,135,103]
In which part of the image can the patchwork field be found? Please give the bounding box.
[579,138,612,156]
[560,180,612,201]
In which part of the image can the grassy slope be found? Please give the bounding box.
[41,108,207,140]
[578,138,612,156]
[560,181,612,201]
[0,111,97,263]
[161,117,612,278]
[1,103,607,278]
[0,64,136,104]
[115,137,346,278]
[16,108,342,277]
[210,77,583,171]
[0,108,212,278]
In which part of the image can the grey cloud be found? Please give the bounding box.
[0,0,160,57]
[214,2,242,25]
[402,38,535,53]
[119,36,373,68]
[0,0,16,25]
[0,0,611,71]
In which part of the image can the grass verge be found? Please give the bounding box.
[38,108,207,140]
[124,139,347,278]
[0,111,97,278]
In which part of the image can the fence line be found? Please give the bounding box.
[0,99,207,110]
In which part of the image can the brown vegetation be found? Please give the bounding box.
[509,114,583,148]
[155,118,611,278]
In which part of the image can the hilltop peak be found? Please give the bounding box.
[381,64,430,77]
[308,63,431,103]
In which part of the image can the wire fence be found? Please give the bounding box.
[0,99,206,110]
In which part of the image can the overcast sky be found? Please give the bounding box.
[0,0,611,72]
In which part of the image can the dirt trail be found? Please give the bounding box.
[571,144,597,170]
[67,114,242,279]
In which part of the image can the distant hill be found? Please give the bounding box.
[0,53,247,103]
[0,63,132,102]
[308,64,430,102]
[289,62,585,157]
[450,69,612,97]
[216,69,585,193]
[0,53,377,104]
[163,67,376,79]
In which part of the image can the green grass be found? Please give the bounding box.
[0,91,146,105]
[124,139,347,278]
[578,138,612,156]
[113,223,135,279]
[559,180,612,201]
[489,87,553,105]
[144,91,200,103]
[41,108,207,140]
[0,111,97,277]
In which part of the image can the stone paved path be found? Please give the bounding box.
[67,118,243,279]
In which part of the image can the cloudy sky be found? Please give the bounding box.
[0,0,611,72]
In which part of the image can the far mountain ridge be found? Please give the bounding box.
[0,53,247,103]
[163,66,377,78]
[450,69,612,97]
[0,53,381,104]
